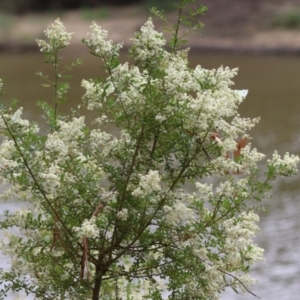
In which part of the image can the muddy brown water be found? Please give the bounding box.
[0,48,300,299]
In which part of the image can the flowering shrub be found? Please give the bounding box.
[0,1,299,299]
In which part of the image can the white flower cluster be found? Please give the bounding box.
[36,18,73,53]
[222,211,264,269]
[0,107,39,134]
[38,164,61,196]
[83,21,123,57]
[163,200,196,226]
[0,139,17,171]
[9,107,30,128]
[81,79,115,110]
[45,116,85,161]
[268,150,299,175]
[116,208,128,221]
[195,182,213,202]
[132,170,161,197]
[131,18,166,61]
[74,217,100,239]
[163,50,193,95]
[57,116,85,144]
[155,113,167,122]
[89,129,114,150]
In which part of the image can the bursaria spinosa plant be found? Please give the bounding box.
[0,1,299,299]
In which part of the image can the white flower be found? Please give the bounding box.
[116,208,128,221]
[163,50,192,95]
[131,186,144,198]
[82,79,115,110]
[83,21,122,57]
[222,211,264,271]
[74,217,100,239]
[131,18,166,61]
[44,117,86,162]
[268,150,299,175]
[36,19,73,53]
[57,116,85,142]
[9,107,29,127]
[195,182,213,201]
[45,131,68,161]
[163,200,195,226]
[0,140,16,160]
[140,170,161,191]
[38,164,62,195]
[155,113,166,122]
[132,170,161,197]
[90,129,113,149]
[81,79,103,110]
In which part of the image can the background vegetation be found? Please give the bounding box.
[0,0,173,14]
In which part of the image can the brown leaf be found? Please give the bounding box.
[234,138,248,159]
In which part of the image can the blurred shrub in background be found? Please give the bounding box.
[272,9,300,29]
[81,7,110,20]
[0,0,141,14]
[143,0,175,11]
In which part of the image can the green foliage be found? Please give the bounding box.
[271,9,300,29]
[81,7,110,21]
[151,1,207,50]
[143,0,176,12]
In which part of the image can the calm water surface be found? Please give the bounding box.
[0,48,300,299]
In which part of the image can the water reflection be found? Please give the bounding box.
[0,49,300,299]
